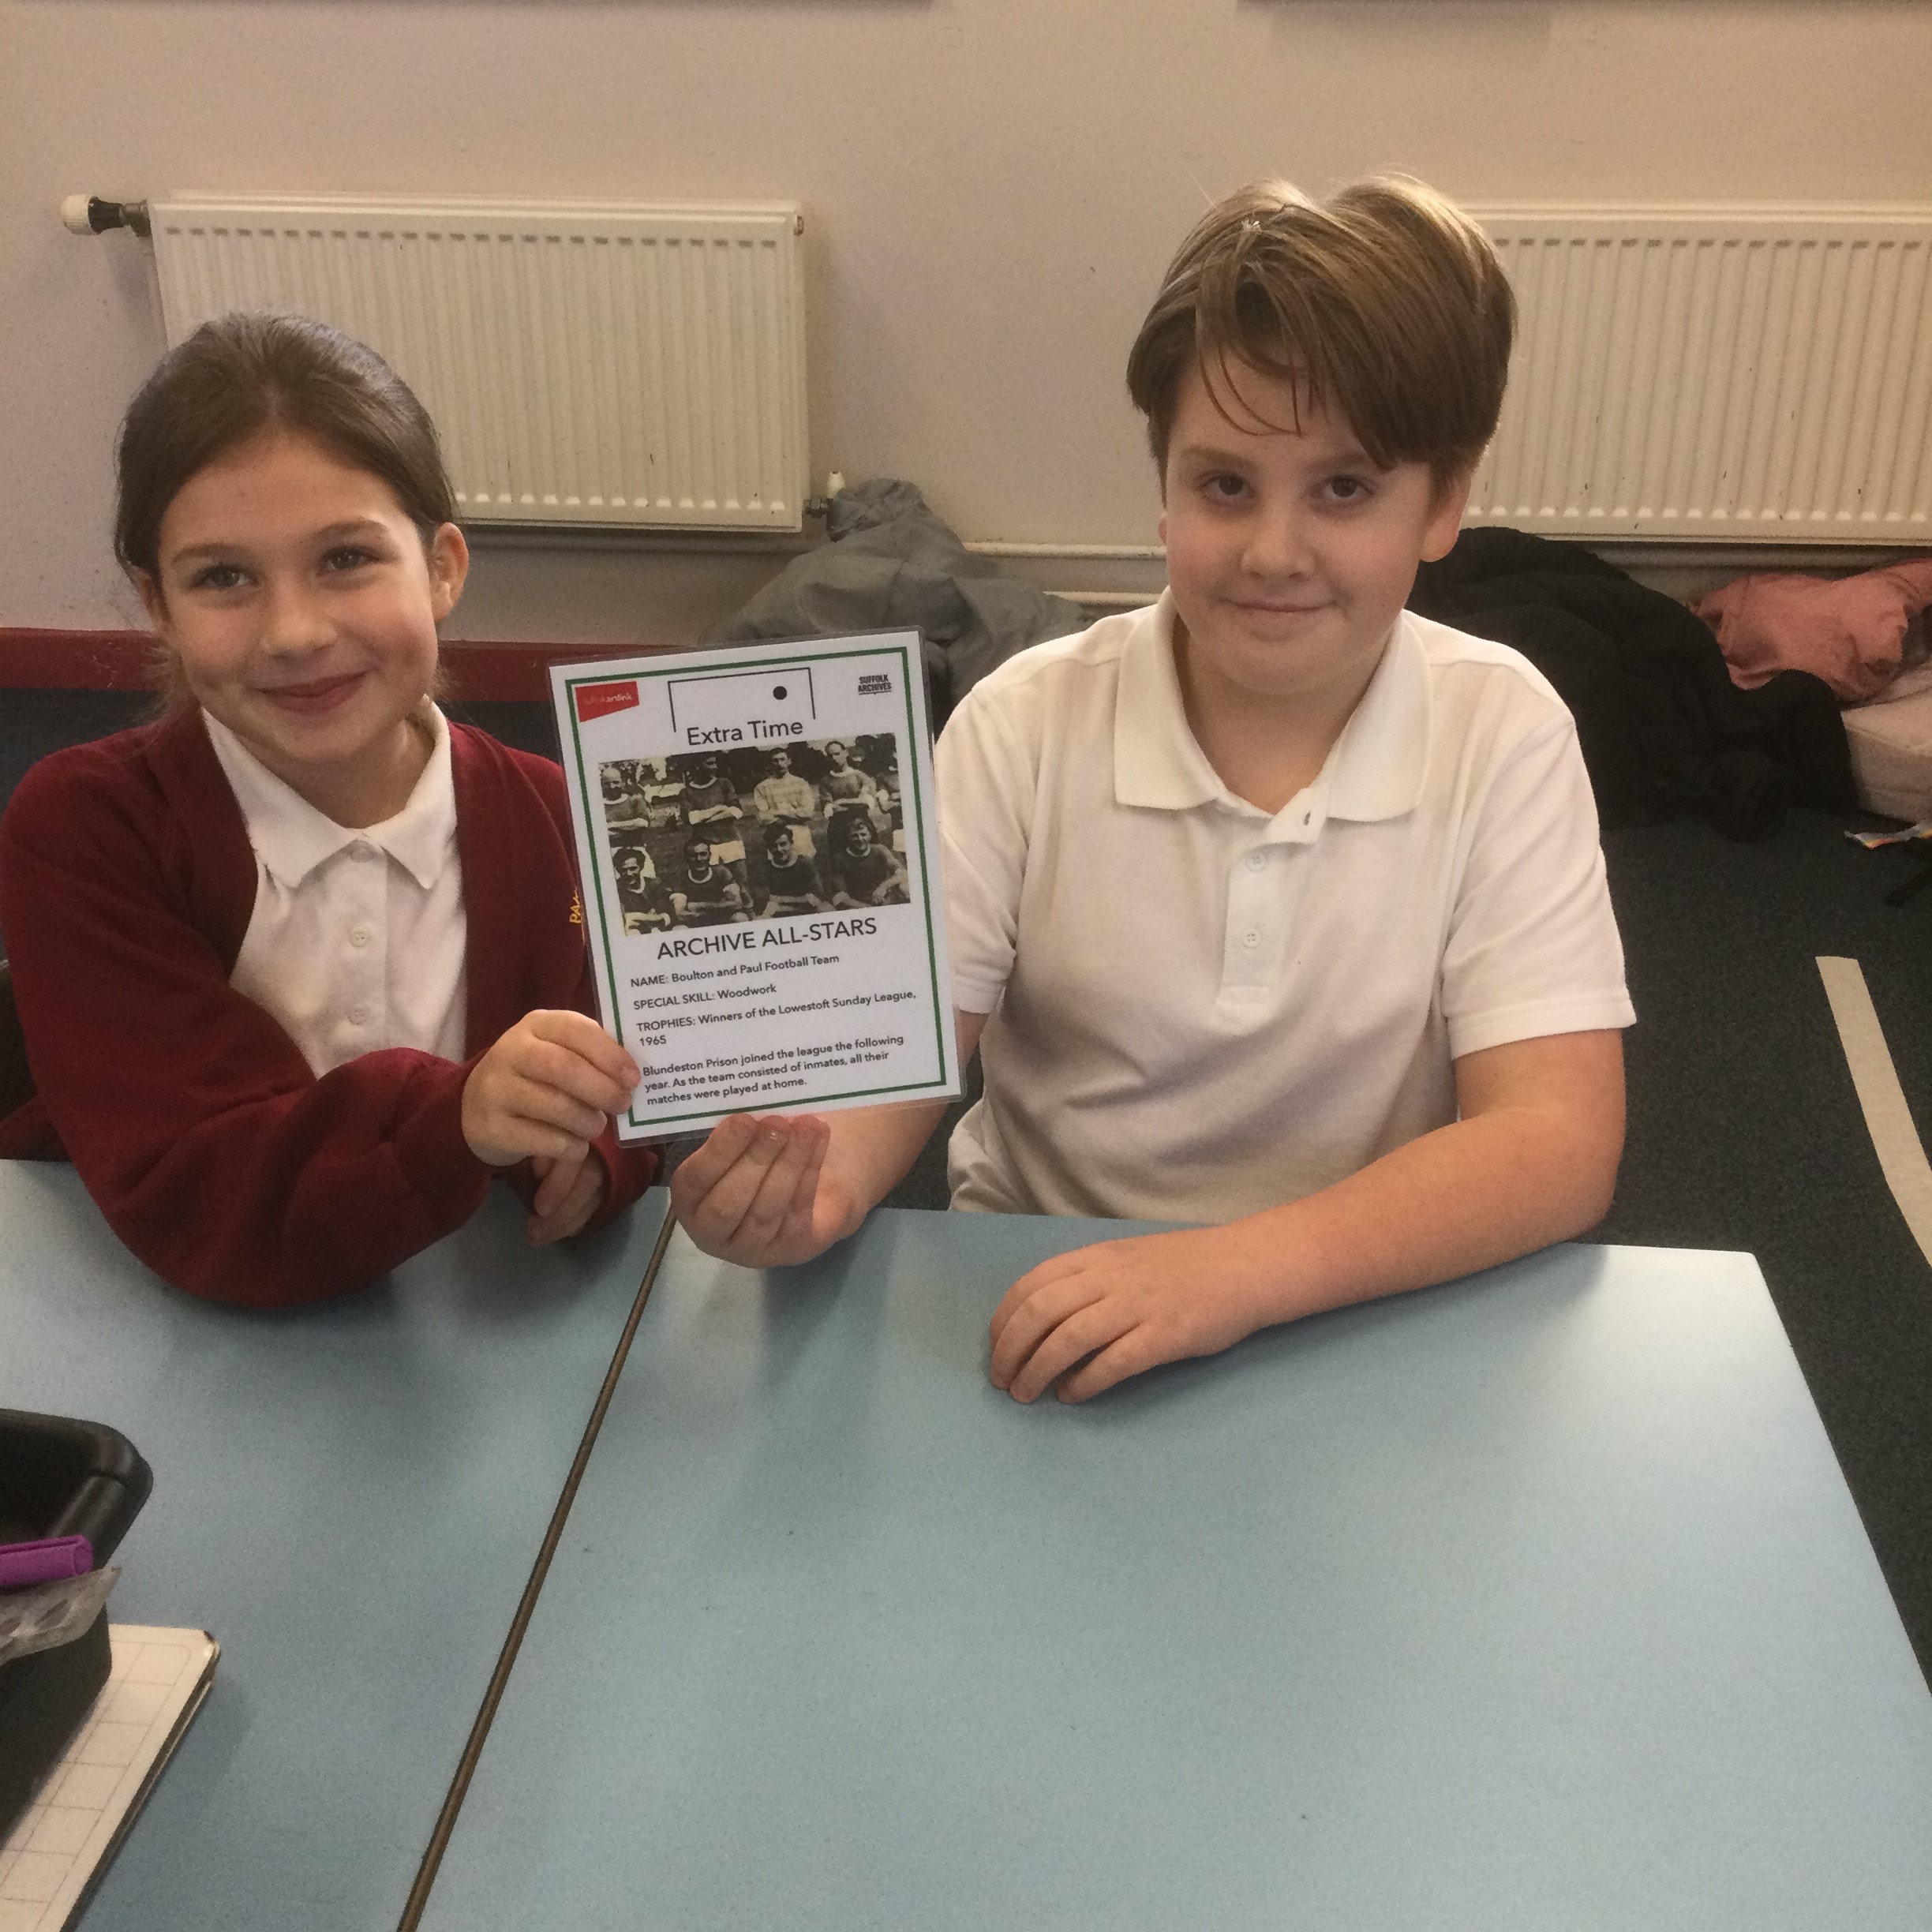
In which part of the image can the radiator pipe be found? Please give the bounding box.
[60,196,152,239]
[966,541,1166,560]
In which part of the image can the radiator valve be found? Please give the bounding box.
[60,196,152,239]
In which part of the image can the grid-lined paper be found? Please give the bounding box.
[0,1626,217,1932]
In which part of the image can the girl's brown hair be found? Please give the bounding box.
[1125,176,1515,490]
[115,311,456,582]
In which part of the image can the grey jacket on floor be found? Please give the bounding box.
[706,478,1086,726]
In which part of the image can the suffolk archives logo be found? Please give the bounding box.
[856,672,892,695]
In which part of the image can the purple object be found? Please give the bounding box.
[0,1536,93,1589]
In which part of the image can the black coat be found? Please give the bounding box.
[1410,529,1853,841]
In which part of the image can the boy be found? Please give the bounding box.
[820,739,882,818]
[673,177,1631,1405]
[668,835,750,926]
[758,823,830,917]
[751,747,820,827]
[680,754,741,829]
[826,811,909,908]
[612,846,672,934]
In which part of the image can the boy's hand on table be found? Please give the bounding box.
[525,1145,610,1245]
[462,1010,639,1170]
[987,1031,1627,1406]
[672,1113,860,1267]
[988,1228,1270,1404]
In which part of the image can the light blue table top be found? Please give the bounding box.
[0,1161,669,1932]
[422,1211,1932,1932]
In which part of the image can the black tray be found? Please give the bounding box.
[0,1410,153,1837]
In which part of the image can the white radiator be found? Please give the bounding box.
[1469,208,1932,543]
[150,194,808,533]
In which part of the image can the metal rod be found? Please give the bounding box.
[395,1200,682,1930]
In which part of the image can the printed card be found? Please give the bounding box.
[551,634,960,1139]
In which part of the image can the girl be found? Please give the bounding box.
[0,313,656,1306]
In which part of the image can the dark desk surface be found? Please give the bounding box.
[421,1213,1932,1931]
[0,1161,667,1932]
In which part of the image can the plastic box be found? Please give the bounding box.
[0,1410,153,1838]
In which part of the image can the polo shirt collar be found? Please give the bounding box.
[1324,613,1431,822]
[1114,593,1223,811]
[1112,596,1431,825]
[201,705,459,890]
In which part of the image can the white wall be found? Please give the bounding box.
[3,0,1926,646]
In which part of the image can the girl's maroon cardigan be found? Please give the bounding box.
[0,706,658,1306]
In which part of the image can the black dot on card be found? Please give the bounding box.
[773,685,788,700]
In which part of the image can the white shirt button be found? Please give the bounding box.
[349,1003,370,1025]
[352,842,377,862]
[350,927,370,948]
[1241,929,1260,949]
[1245,851,1267,872]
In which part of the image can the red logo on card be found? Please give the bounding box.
[575,680,640,723]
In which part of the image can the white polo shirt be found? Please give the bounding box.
[204,707,468,1076]
[938,593,1634,1223]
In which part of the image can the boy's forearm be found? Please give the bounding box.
[671,1016,985,1268]
[818,1099,954,1237]
[818,1008,988,1236]
[1223,1086,1622,1331]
